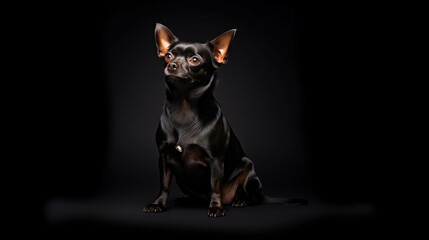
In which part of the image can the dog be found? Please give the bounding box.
[144,23,306,217]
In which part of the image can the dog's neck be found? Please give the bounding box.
[165,74,216,111]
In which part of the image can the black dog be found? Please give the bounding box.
[144,23,305,217]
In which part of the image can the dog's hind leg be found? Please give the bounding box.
[231,158,264,207]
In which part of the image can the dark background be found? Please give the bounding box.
[32,1,379,237]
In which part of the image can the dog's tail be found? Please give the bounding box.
[262,195,308,205]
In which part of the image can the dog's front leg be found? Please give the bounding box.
[144,154,172,213]
[208,158,225,217]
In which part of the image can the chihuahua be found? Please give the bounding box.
[144,23,306,217]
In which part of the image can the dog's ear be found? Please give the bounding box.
[155,23,178,57]
[210,29,236,64]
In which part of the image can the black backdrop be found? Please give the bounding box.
[35,1,378,236]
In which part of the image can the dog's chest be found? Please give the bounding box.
[169,105,196,127]
[164,106,206,145]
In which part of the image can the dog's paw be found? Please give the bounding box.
[208,207,225,218]
[143,203,165,213]
[232,199,248,208]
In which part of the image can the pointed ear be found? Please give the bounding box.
[155,23,178,57]
[210,29,236,64]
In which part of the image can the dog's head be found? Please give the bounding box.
[155,23,236,89]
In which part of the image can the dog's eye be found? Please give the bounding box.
[189,56,200,65]
[165,53,174,62]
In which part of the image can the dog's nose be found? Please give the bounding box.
[168,62,178,72]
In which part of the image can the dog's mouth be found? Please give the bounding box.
[165,74,195,86]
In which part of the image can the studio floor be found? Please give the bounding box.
[44,187,377,238]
